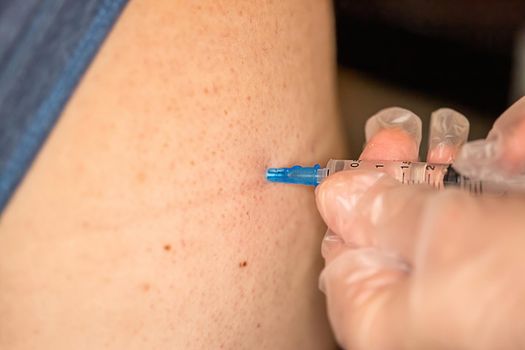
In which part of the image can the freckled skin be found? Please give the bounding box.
[0,0,345,349]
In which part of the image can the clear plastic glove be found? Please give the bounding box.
[316,97,525,350]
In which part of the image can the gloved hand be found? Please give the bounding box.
[316,97,525,350]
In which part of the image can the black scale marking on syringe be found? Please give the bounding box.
[266,159,519,195]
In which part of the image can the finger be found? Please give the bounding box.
[361,107,422,162]
[319,108,424,349]
[316,170,398,247]
[454,96,525,183]
[426,108,469,164]
[316,169,432,260]
[319,247,410,349]
[319,108,423,255]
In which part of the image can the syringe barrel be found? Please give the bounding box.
[326,159,449,188]
[325,159,515,195]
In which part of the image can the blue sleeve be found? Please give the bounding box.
[0,0,128,212]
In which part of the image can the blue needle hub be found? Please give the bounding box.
[266,164,323,186]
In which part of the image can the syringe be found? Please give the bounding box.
[266,159,519,195]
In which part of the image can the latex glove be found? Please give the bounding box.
[316,98,525,350]
[454,98,525,184]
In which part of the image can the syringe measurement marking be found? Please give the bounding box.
[267,160,522,195]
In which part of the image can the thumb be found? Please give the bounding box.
[315,170,431,349]
[454,96,525,183]
[315,165,449,349]
[316,169,432,265]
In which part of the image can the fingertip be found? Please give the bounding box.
[427,108,469,163]
[365,107,422,146]
[427,143,460,164]
[315,170,380,220]
[360,128,420,161]
[454,97,525,180]
[315,170,396,245]
[362,108,421,162]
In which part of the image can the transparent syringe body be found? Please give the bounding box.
[325,159,509,195]
[326,159,446,188]
[266,160,516,194]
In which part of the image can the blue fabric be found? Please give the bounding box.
[0,0,128,213]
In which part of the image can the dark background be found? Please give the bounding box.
[334,0,525,115]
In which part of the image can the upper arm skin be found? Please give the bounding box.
[0,1,345,349]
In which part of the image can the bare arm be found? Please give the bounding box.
[0,1,345,348]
